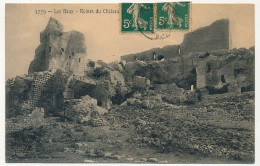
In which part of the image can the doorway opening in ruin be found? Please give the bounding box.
[190,68,197,89]
[221,75,226,83]
[241,87,246,93]
[176,68,197,90]
[72,52,75,57]
[49,46,51,53]
[153,52,156,60]
[97,101,102,106]
[207,63,211,73]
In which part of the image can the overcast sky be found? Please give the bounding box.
[5,4,254,80]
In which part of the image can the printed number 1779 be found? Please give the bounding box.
[35,10,46,15]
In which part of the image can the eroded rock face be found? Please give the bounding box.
[28,17,87,75]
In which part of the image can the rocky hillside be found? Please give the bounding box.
[5,17,255,163]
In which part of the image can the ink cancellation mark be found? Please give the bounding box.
[157,2,190,30]
[121,3,154,33]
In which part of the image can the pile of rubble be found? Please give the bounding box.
[110,90,254,162]
[63,95,108,125]
[5,17,255,163]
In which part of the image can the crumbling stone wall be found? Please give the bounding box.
[6,107,45,134]
[197,58,227,90]
[121,45,180,62]
[25,69,65,113]
[181,19,230,54]
[196,62,207,89]
[205,61,219,87]
[69,53,88,76]
[121,19,230,62]
[6,77,34,117]
[195,48,254,94]
[28,71,54,106]
[123,60,183,84]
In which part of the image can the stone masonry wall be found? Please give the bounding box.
[121,19,230,62]
[181,19,230,54]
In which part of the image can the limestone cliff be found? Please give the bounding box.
[28,17,87,75]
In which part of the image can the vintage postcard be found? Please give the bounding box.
[5,2,255,164]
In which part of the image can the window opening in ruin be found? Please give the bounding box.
[49,46,51,53]
[221,75,226,83]
[79,58,81,63]
[191,84,194,91]
[191,68,197,89]
[61,48,64,52]
[234,69,246,77]
[153,52,156,60]
[157,55,164,61]
[178,48,181,54]
[72,52,74,56]
[207,63,211,73]
[69,56,71,60]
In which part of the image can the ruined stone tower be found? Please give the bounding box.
[28,17,87,76]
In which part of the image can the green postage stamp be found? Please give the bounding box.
[121,2,190,32]
[121,3,154,33]
[157,2,190,30]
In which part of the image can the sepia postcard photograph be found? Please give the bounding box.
[2,0,258,165]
